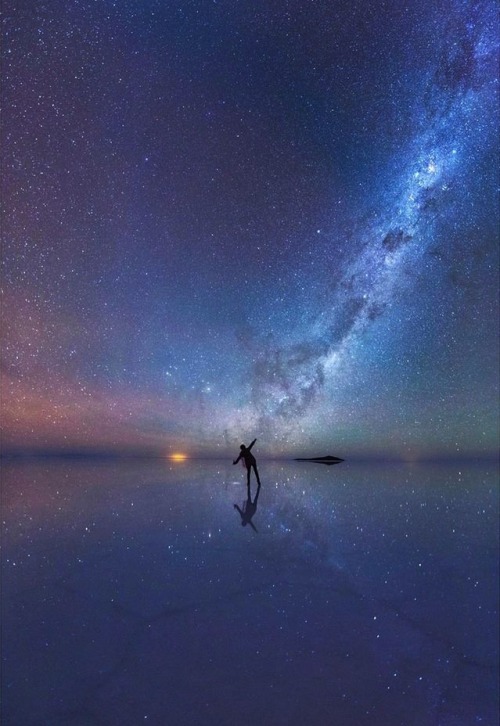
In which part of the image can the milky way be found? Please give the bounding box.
[2,0,499,459]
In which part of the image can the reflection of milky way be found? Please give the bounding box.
[2,0,498,458]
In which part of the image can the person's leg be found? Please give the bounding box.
[246,466,251,489]
[253,464,261,486]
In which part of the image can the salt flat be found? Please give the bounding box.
[2,459,498,725]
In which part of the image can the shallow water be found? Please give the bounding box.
[1,459,498,725]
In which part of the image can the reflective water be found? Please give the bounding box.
[2,459,498,725]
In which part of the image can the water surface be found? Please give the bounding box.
[2,459,498,725]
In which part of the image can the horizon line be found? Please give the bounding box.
[1,448,498,465]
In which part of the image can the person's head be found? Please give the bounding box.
[240,444,246,450]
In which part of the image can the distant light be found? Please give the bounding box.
[170,453,187,462]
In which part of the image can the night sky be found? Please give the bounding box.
[2,0,499,460]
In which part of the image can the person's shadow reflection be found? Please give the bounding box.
[234,482,261,533]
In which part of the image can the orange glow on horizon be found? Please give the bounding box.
[169,453,188,462]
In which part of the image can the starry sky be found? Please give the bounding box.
[2,0,499,460]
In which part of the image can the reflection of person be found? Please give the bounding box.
[234,482,261,533]
[233,438,261,488]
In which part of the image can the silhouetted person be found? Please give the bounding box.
[234,481,261,532]
[233,438,261,488]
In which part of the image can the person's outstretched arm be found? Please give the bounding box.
[233,453,242,465]
[247,438,257,450]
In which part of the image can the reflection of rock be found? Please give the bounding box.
[294,455,344,466]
